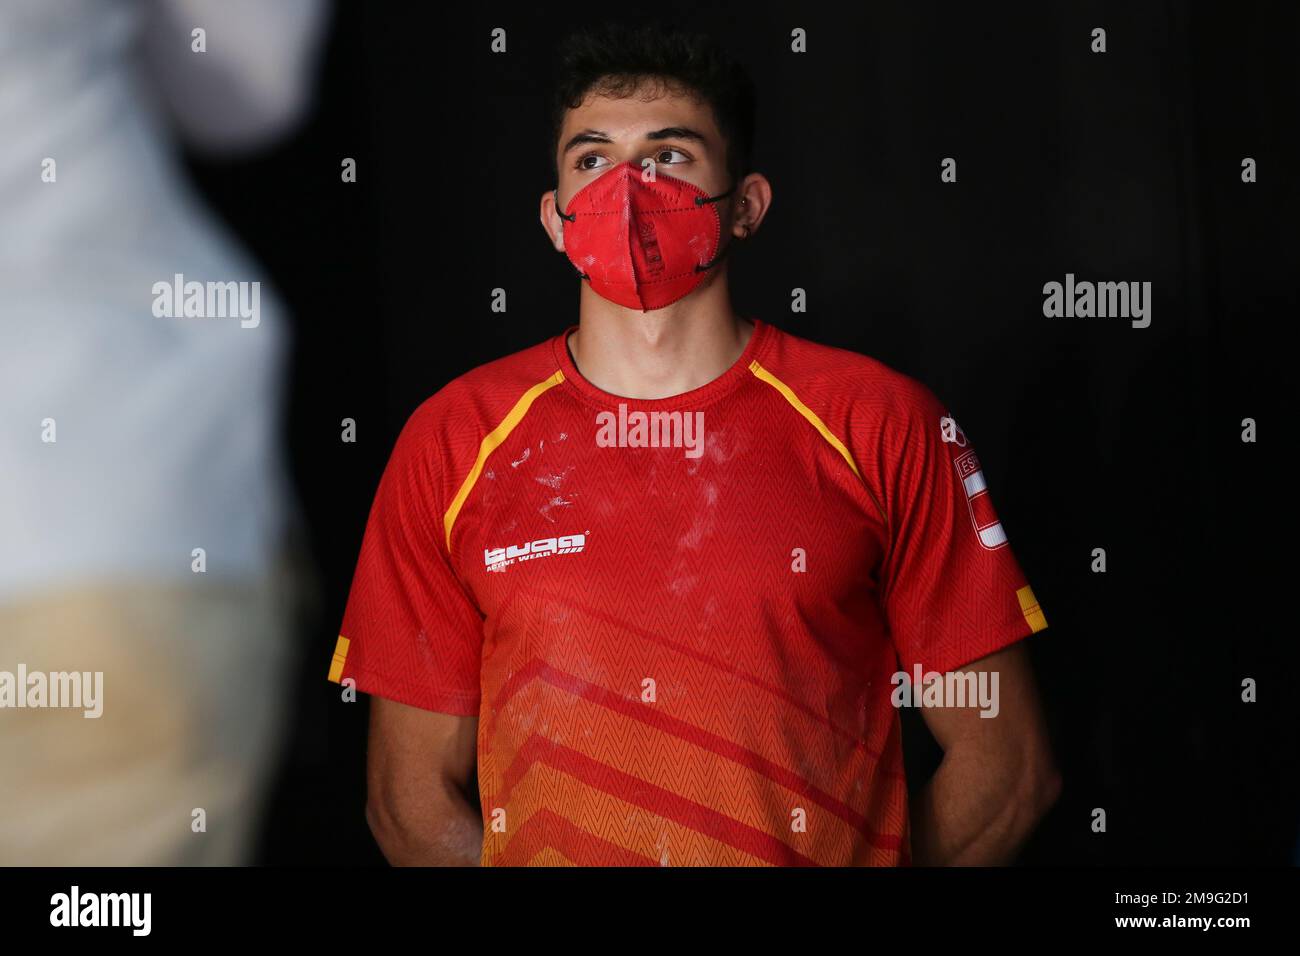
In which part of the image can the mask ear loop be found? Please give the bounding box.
[554,189,576,223]
[694,185,739,273]
[554,189,587,279]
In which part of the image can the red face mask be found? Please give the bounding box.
[556,161,737,312]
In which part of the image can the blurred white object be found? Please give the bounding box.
[0,0,329,864]
[0,0,329,600]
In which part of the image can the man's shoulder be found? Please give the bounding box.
[402,332,566,436]
[759,322,943,423]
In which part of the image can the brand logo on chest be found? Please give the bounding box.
[484,533,586,572]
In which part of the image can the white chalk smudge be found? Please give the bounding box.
[539,494,576,523]
[534,465,575,490]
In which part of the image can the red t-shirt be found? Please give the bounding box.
[328,318,1048,866]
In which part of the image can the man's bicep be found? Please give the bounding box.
[910,643,1061,865]
[917,643,1049,753]
[368,696,478,796]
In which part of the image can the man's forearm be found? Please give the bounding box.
[909,742,1060,866]
[367,781,483,866]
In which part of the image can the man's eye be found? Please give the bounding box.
[576,154,609,171]
[653,148,688,165]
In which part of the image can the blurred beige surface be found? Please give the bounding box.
[0,562,301,866]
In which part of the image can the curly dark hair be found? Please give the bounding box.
[547,21,756,187]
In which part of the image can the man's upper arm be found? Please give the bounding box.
[367,696,478,799]
[912,643,1061,864]
[365,697,482,866]
[916,643,1052,758]
[878,379,1048,676]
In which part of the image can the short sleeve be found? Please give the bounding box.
[879,383,1048,675]
[328,404,485,715]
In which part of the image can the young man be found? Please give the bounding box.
[329,23,1060,866]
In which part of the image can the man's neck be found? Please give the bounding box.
[568,286,754,400]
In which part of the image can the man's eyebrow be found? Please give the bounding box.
[561,126,708,155]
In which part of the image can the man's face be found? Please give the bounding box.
[553,79,732,214]
[540,76,769,296]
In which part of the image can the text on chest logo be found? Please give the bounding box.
[484,533,586,572]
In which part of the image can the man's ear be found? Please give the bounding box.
[730,173,773,241]
[540,189,566,252]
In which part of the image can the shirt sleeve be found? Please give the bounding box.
[879,382,1048,675]
[328,400,485,715]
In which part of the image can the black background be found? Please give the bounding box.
[180,1,1298,865]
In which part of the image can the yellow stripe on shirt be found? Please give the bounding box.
[747,359,886,523]
[327,635,350,683]
[442,369,566,551]
[1016,585,1048,633]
